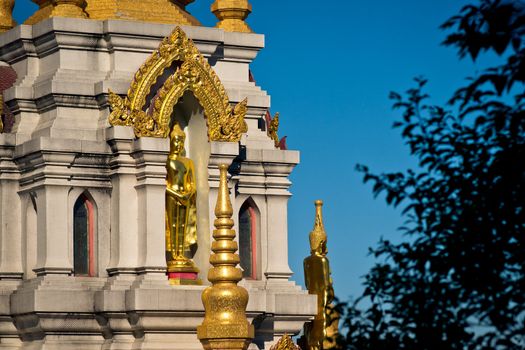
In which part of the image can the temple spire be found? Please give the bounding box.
[211,0,253,33]
[197,164,254,350]
[0,0,15,33]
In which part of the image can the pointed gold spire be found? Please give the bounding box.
[197,164,254,350]
[211,0,252,33]
[0,0,15,33]
[25,0,87,25]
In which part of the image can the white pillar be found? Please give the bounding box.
[106,126,139,275]
[34,185,72,276]
[132,137,168,274]
[0,136,23,279]
[264,195,293,280]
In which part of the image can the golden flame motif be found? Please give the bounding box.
[197,164,254,350]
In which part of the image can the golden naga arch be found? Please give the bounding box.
[108,27,248,141]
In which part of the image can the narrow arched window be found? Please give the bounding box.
[73,194,95,276]
[239,201,257,279]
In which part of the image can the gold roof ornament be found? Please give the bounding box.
[197,164,254,350]
[108,27,248,141]
[268,112,280,148]
[25,0,88,25]
[85,0,200,25]
[0,0,15,33]
[211,0,253,33]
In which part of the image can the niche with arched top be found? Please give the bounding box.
[23,194,37,279]
[73,193,96,276]
[238,198,260,279]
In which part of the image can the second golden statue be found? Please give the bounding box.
[165,123,200,284]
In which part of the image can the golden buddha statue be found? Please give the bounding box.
[303,200,337,350]
[165,122,199,284]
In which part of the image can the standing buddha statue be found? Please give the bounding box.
[302,200,339,350]
[165,122,200,284]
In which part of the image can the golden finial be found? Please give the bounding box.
[197,164,254,350]
[25,0,87,25]
[0,0,15,33]
[309,200,327,255]
[211,0,253,33]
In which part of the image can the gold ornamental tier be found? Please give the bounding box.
[86,0,199,25]
[197,164,254,350]
[24,0,200,26]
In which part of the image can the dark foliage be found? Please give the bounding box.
[341,1,525,349]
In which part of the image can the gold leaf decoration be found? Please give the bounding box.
[108,27,248,142]
[268,112,280,148]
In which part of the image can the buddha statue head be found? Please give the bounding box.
[309,200,328,256]
[170,123,186,156]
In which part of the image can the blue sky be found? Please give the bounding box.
[12,0,495,300]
